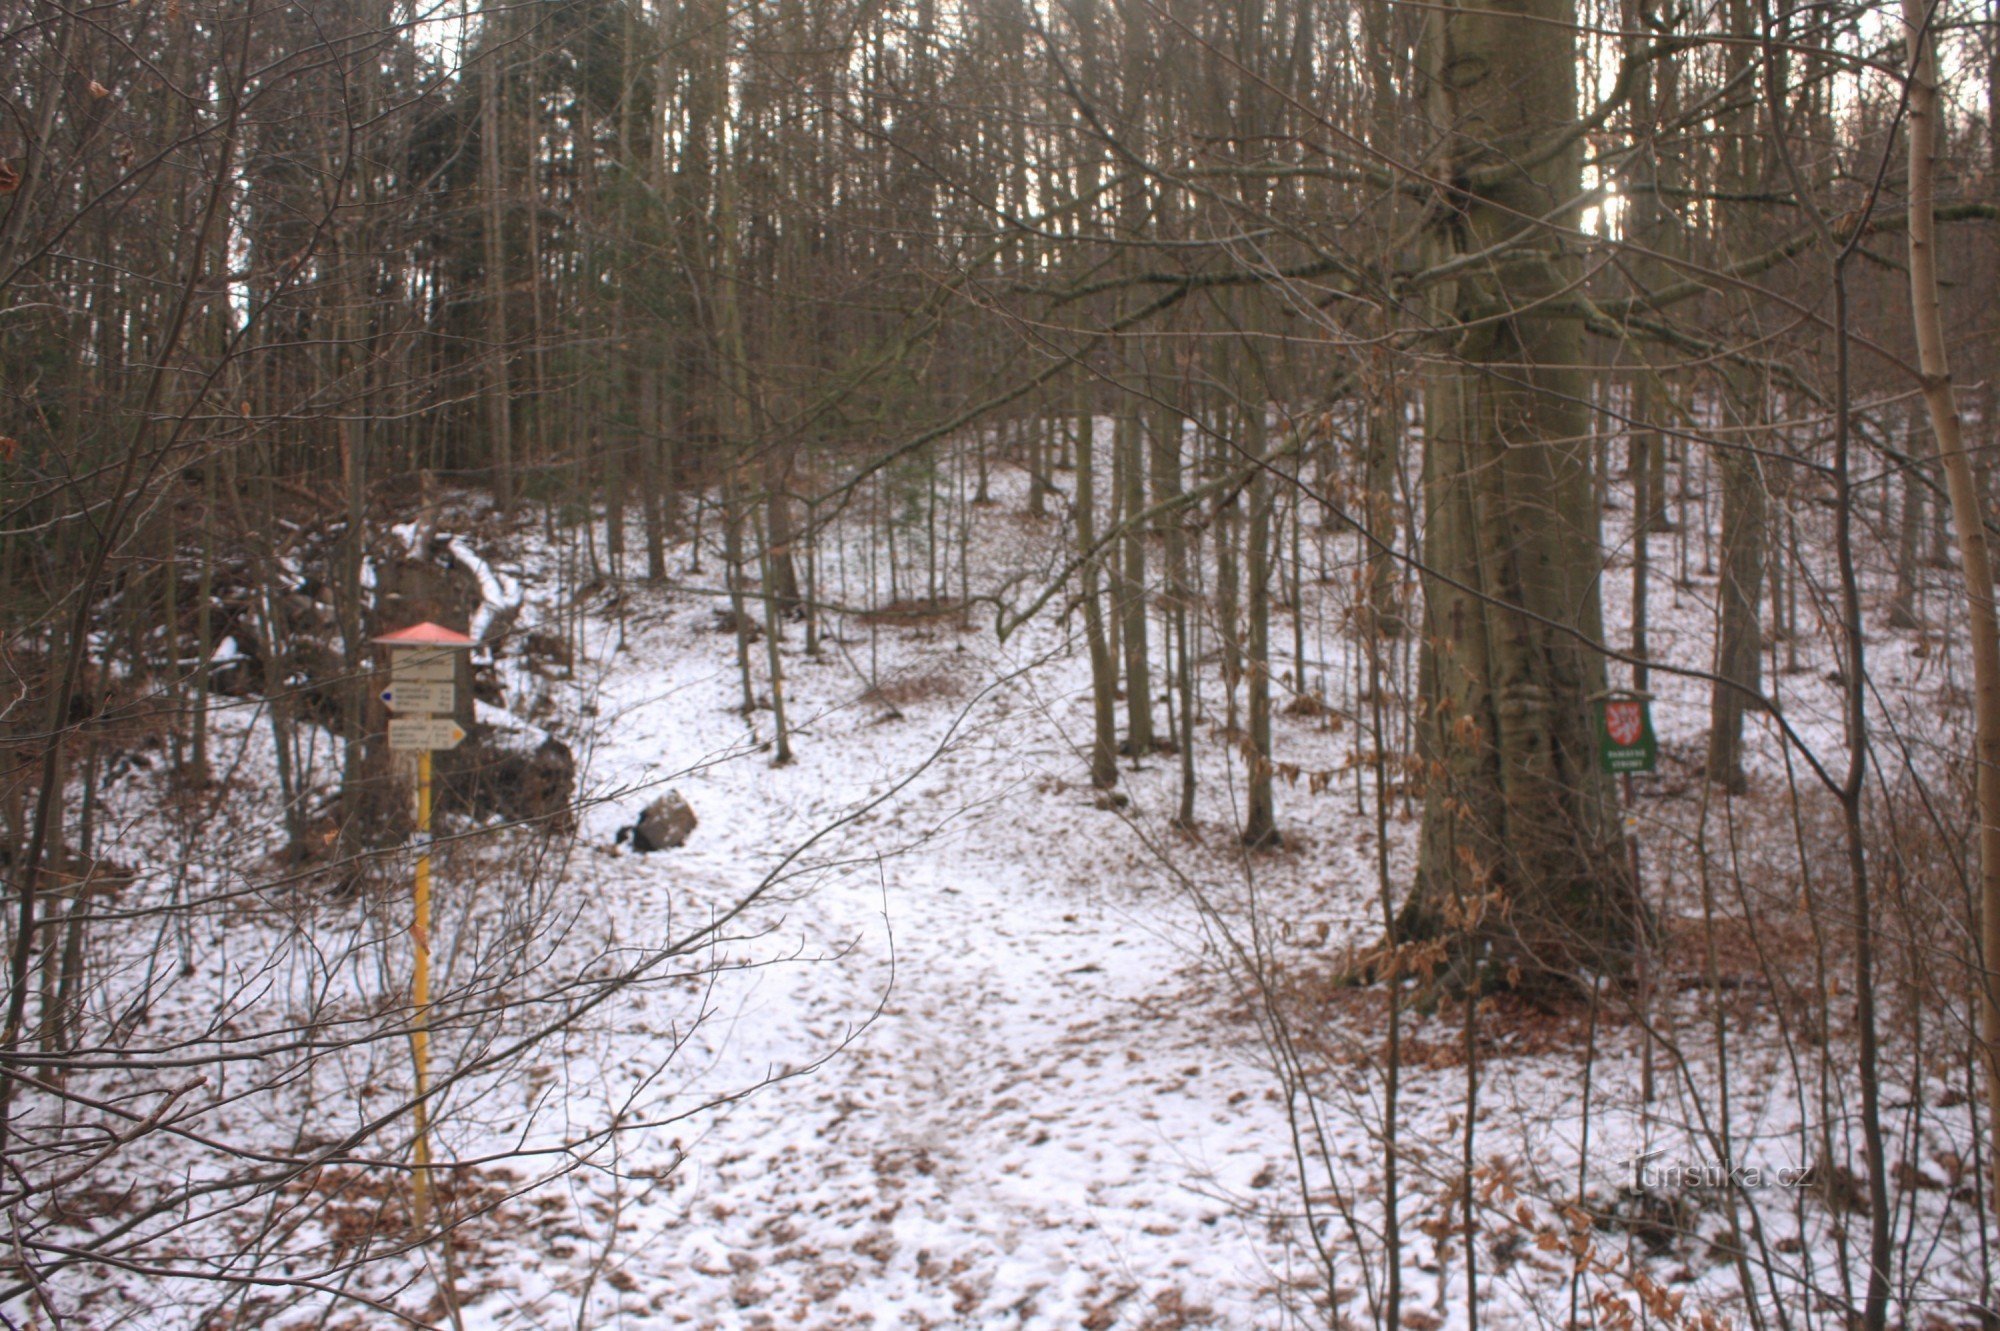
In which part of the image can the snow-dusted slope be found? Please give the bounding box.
[31,437,1989,1331]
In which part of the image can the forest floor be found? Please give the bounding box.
[425,457,1980,1330]
[50,448,1993,1330]
[447,488,1357,1329]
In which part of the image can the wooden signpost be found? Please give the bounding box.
[374,621,475,1233]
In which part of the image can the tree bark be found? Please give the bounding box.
[1152,399,1197,826]
[1902,0,2000,1218]
[1117,403,1152,756]
[1407,0,1633,982]
[1888,409,1924,630]
[479,17,516,515]
[1705,435,1767,790]
[1075,404,1120,789]
[1244,418,1278,849]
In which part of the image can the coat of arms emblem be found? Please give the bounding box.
[1605,700,1644,747]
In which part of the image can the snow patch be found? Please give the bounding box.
[449,535,522,653]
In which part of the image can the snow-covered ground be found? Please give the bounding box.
[453,491,1330,1328]
[23,434,1992,1329]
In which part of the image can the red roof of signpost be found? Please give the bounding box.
[373,621,476,648]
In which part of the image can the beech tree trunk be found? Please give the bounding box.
[1704,8,1767,790]
[1075,404,1119,789]
[1407,0,1633,981]
[1705,439,1767,790]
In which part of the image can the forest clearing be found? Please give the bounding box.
[4,0,1999,1327]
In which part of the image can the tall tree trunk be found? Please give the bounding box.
[1153,400,1197,826]
[1365,385,1405,638]
[1362,0,1407,643]
[192,449,217,787]
[640,364,669,581]
[1243,412,1278,849]
[1028,410,1052,518]
[1117,403,1152,755]
[1215,418,1244,736]
[479,19,515,515]
[1705,434,1767,791]
[1112,13,1152,759]
[1903,0,2000,1219]
[1075,403,1119,789]
[1888,424,1924,631]
[1704,0,1767,790]
[1407,0,1632,980]
[714,99,759,717]
[1629,374,1654,692]
[755,508,793,764]
[765,454,801,606]
[1622,0,1675,692]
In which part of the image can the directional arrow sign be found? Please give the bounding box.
[381,681,456,713]
[389,717,467,752]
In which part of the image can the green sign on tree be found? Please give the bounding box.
[1598,696,1658,774]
